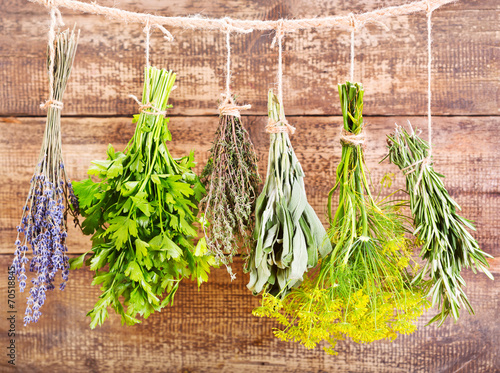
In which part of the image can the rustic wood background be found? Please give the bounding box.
[0,0,498,372]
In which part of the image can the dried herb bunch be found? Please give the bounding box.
[253,82,427,354]
[386,124,493,325]
[11,29,80,325]
[71,67,214,328]
[200,98,260,279]
[245,90,332,297]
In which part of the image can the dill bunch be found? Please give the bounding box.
[200,97,261,280]
[253,82,428,354]
[386,124,494,325]
[245,90,332,297]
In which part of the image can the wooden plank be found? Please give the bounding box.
[0,0,498,116]
[0,116,499,259]
[0,255,497,372]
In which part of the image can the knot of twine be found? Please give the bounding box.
[401,155,432,193]
[346,12,389,32]
[265,118,296,135]
[220,17,253,35]
[340,128,365,146]
[218,95,251,118]
[144,15,174,41]
[271,19,286,48]
[128,94,167,116]
[40,99,64,110]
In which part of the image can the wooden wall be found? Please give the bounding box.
[0,0,498,371]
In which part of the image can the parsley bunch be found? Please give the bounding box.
[245,90,332,297]
[386,124,493,325]
[71,67,214,328]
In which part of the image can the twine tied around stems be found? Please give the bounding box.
[217,19,252,118]
[40,0,65,111]
[265,20,296,136]
[40,99,64,110]
[340,128,365,146]
[400,1,436,193]
[129,16,174,116]
[266,117,296,135]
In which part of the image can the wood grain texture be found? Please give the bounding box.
[1,0,499,371]
[0,0,498,116]
[1,115,499,259]
[0,255,498,373]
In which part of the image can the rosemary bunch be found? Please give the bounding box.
[200,99,261,279]
[386,125,493,325]
[254,82,427,354]
[11,29,80,325]
[71,67,214,328]
[245,90,332,297]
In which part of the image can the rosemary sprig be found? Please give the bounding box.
[11,29,80,325]
[245,90,332,297]
[386,124,494,325]
[200,99,261,280]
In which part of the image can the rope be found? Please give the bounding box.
[340,128,365,146]
[217,19,252,117]
[40,0,64,110]
[131,16,174,116]
[28,0,456,33]
[265,118,296,135]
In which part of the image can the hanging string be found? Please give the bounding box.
[129,16,174,116]
[403,2,435,193]
[40,0,65,110]
[350,30,355,82]
[426,5,433,156]
[29,0,454,33]
[266,20,296,135]
[218,19,252,118]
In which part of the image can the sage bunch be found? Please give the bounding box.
[11,29,80,325]
[245,90,331,297]
[254,82,427,354]
[71,67,214,328]
[200,98,261,280]
[386,124,493,325]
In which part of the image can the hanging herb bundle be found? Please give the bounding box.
[200,97,261,279]
[71,67,214,328]
[11,29,80,325]
[385,125,493,325]
[245,90,332,297]
[254,82,427,354]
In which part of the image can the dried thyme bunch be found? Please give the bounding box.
[386,124,493,325]
[200,97,260,279]
[11,29,80,325]
[254,82,427,354]
[245,90,332,297]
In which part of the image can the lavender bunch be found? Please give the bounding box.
[12,29,79,325]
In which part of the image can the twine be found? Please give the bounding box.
[40,99,64,110]
[340,128,365,146]
[401,2,436,193]
[269,20,294,134]
[130,16,173,116]
[40,0,65,110]
[128,94,167,116]
[265,118,296,135]
[217,19,252,118]
[29,0,455,33]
